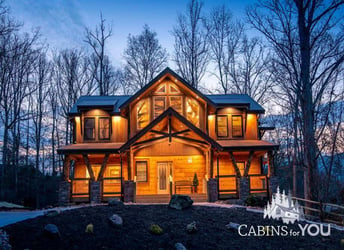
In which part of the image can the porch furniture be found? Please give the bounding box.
[174,180,194,194]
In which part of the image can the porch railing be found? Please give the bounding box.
[217,174,238,199]
[71,178,90,198]
[248,174,268,194]
[102,177,123,198]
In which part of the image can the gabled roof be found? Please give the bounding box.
[206,94,265,113]
[119,67,216,109]
[69,95,130,115]
[57,142,123,154]
[120,107,222,152]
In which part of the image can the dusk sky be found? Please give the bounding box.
[8,0,256,69]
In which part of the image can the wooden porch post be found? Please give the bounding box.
[63,155,71,181]
[268,151,275,177]
[127,151,131,180]
[82,154,95,181]
[243,151,254,177]
[97,153,110,181]
[229,152,241,177]
[210,150,214,178]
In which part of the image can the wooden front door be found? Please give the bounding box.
[157,162,170,194]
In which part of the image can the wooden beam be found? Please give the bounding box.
[171,129,191,136]
[174,135,208,145]
[150,130,168,136]
[243,151,254,177]
[133,135,167,147]
[229,152,241,177]
[82,154,95,181]
[97,153,110,181]
[168,115,172,143]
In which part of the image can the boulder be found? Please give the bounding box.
[175,242,187,250]
[108,198,123,206]
[85,223,93,233]
[225,222,240,231]
[44,210,59,217]
[0,229,11,250]
[44,224,60,238]
[186,221,198,234]
[108,214,123,226]
[168,195,193,210]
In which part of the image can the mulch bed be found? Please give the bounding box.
[3,205,343,249]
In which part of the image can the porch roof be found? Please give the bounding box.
[57,142,123,154]
[217,140,279,151]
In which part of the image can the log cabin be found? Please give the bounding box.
[57,67,279,204]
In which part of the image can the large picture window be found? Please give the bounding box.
[137,99,150,129]
[99,117,110,140]
[154,96,166,119]
[186,97,199,127]
[232,115,243,137]
[136,161,148,182]
[84,118,95,140]
[217,115,228,137]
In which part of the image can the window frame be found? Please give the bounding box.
[186,97,200,127]
[84,117,96,141]
[232,115,243,137]
[169,96,183,114]
[137,99,150,130]
[98,117,111,140]
[216,115,228,137]
[153,96,166,119]
[136,161,148,182]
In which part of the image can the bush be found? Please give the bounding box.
[245,195,267,207]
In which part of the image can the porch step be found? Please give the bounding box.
[135,194,208,203]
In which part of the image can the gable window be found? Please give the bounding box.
[186,97,199,127]
[217,115,228,137]
[136,161,148,182]
[154,84,166,94]
[232,115,243,137]
[84,118,95,140]
[99,117,110,140]
[169,83,180,94]
[154,96,166,119]
[137,99,150,129]
[170,96,182,114]
[237,162,245,176]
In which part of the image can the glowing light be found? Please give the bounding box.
[113,116,121,122]
[208,115,215,121]
[75,116,80,123]
[188,157,192,163]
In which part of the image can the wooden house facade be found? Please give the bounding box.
[57,68,279,204]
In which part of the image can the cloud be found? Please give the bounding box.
[8,0,86,49]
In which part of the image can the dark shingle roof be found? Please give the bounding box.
[69,95,131,115]
[69,94,264,114]
[206,94,265,113]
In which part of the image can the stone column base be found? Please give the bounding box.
[207,178,218,202]
[58,181,71,206]
[123,181,136,202]
[90,181,102,204]
[238,177,249,202]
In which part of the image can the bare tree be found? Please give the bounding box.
[124,25,168,90]
[84,13,112,95]
[247,0,344,200]
[172,0,208,89]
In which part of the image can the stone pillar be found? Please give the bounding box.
[268,176,279,199]
[238,177,249,202]
[90,181,102,204]
[58,181,71,206]
[207,178,218,202]
[123,180,136,202]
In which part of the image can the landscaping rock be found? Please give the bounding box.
[168,195,193,210]
[43,224,60,238]
[108,198,123,206]
[149,224,163,235]
[226,222,240,230]
[44,210,59,217]
[175,242,187,250]
[186,221,198,234]
[85,224,93,233]
[108,214,123,226]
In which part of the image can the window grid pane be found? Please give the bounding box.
[84,118,95,140]
[217,116,228,137]
[137,99,149,129]
[136,162,147,182]
[154,96,166,119]
[232,115,243,137]
[99,118,110,140]
[170,96,182,114]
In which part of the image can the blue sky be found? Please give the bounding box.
[8,0,255,68]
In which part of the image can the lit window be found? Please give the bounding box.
[217,115,228,137]
[169,83,180,93]
[237,162,245,176]
[136,161,148,182]
[154,84,166,94]
[137,99,150,129]
[232,115,243,137]
[186,97,199,127]
[154,96,166,119]
[170,96,182,114]
[84,118,95,140]
[99,118,110,140]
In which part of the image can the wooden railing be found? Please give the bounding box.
[292,196,344,225]
[217,175,238,198]
[248,174,268,194]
